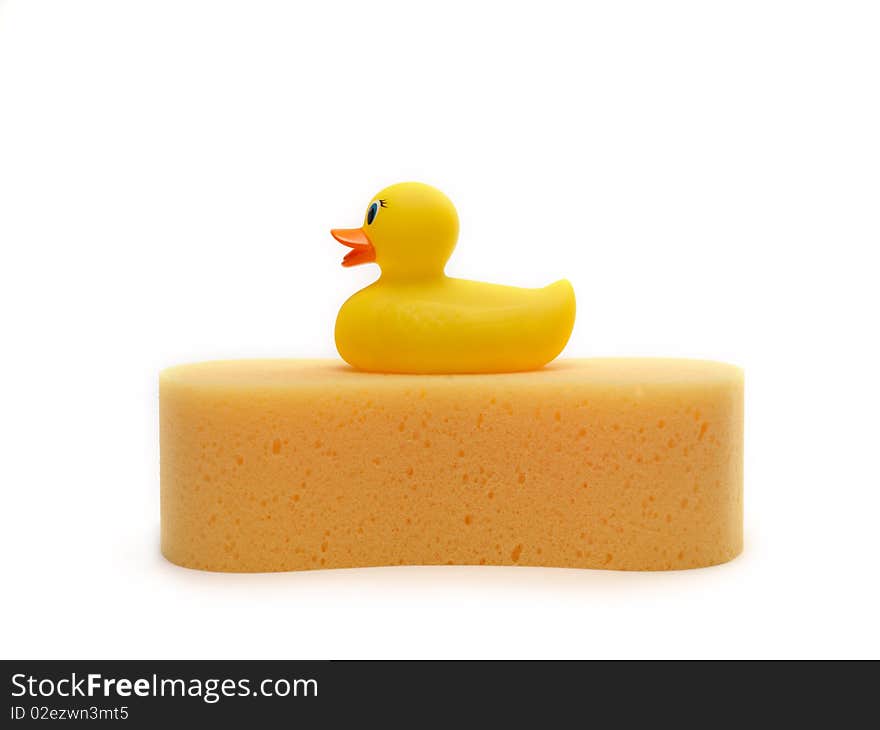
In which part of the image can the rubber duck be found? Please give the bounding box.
[331,182,575,374]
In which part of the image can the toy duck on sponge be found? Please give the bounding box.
[332,182,575,374]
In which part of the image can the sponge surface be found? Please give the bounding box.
[160,359,743,572]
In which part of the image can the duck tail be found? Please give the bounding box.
[540,279,576,361]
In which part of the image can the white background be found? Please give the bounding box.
[1,0,878,659]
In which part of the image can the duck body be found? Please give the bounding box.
[331,182,576,374]
[336,276,575,373]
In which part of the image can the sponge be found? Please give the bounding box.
[160,358,743,572]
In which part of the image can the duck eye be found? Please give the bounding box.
[366,202,380,225]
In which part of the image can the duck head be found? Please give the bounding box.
[331,182,459,279]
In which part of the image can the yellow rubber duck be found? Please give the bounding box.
[331,182,575,374]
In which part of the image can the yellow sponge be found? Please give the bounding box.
[160,358,743,571]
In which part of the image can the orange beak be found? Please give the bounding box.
[331,228,376,268]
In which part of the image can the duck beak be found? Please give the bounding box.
[331,228,376,267]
